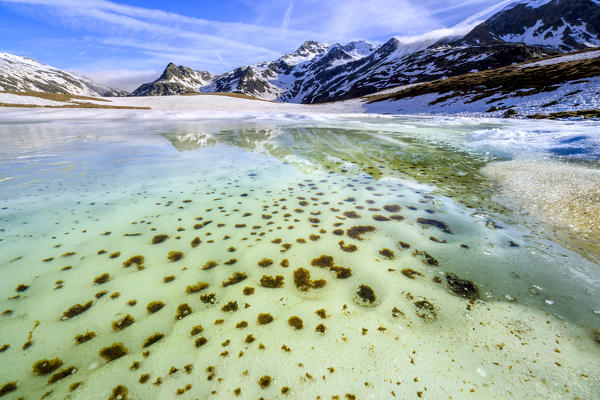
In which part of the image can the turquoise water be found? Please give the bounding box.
[0,116,599,399]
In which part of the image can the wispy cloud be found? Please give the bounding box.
[70,67,158,91]
[0,0,503,89]
[0,0,314,68]
[280,2,294,39]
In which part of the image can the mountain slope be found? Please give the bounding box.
[363,49,600,118]
[131,0,599,103]
[131,41,377,99]
[0,52,126,97]
[130,63,215,96]
[463,0,600,51]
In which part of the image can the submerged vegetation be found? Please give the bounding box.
[1,118,599,400]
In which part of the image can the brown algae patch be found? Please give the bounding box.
[445,273,480,300]
[32,358,63,376]
[93,273,110,285]
[401,268,423,279]
[221,301,238,312]
[142,333,164,348]
[0,382,17,397]
[99,343,128,362]
[413,250,439,266]
[15,284,29,292]
[191,237,201,247]
[200,293,216,304]
[175,304,192,320]
[47,366,77,385]
[378,248,395,259]
[152,234,169,244]
[288,316,303,330]
[338,240,357,252]
[111,314,135,331]
[260,275,284,288]
[257,313,274,325]
[202,261,218,270]
[383,205,402,212]
[414,300,438,321]
[398,240,411,249]
[347,225,376,240]
[311,255,334,268]
[417,218,453,234]
[146,301,165,314]
[190,325,204,336]
[222,272,247,287]
[355,285,377,305]
[168,251,184,262]
[108,385,128,400]
[293,268,326,291]
[258,375,272,388]
[186,282,209,294]
[330,266,352,279]
[122,255,144,268]
[373,214,390,221]
[74,331,96,345]
[258,258,274,267]
[61,300,93,320]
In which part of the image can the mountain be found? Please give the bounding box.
[131,0,600,103]
[131,41,377,99]
[363,49,600,118]
[462,0,600,52]
[0,52,127,97]
[130,63,215,96]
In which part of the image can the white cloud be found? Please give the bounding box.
[0,0,505,90]
[280,2,294,39]
[70,67,158,91]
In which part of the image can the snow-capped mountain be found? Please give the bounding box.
[462,0,600,52]
[130,63,215,96]
[0,52,126,97]
[131,0,599,103]
[132,40,377,100]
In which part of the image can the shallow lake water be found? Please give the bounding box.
[0,114,599,399]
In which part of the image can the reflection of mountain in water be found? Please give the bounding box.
[163,126,506,214]
[164,125,600,265]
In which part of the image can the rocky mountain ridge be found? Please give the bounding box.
[0,52,126,97]
[131,0,599,103]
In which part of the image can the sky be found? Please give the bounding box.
[0,0,514,90]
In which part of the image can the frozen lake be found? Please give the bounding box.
[0,112,599,399]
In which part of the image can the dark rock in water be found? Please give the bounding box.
[416,218,452,234]
[445,273,480,300]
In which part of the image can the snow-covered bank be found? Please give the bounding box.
[0,92,365,116]
[364,77,600,117]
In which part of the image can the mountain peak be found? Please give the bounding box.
[464,0,600,51]
[0,51,126,96]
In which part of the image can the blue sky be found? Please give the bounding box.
[0,0,513,90]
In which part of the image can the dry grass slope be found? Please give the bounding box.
[366,53,600,107]
[0,101,150,110]
[527,109,600,119]
[0,91,112,102]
